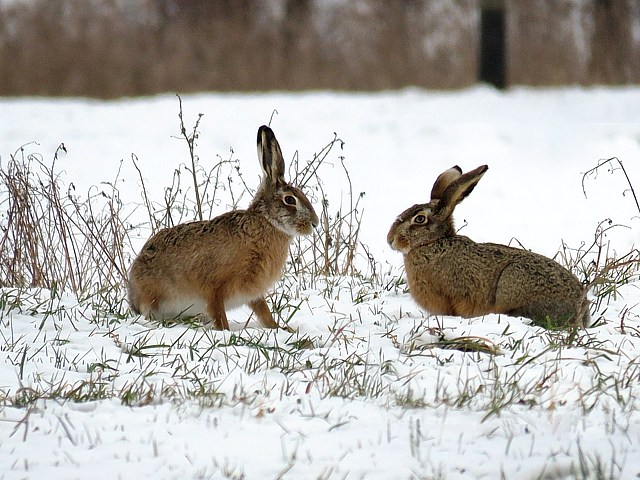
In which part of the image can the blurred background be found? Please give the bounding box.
[1,0,639,98]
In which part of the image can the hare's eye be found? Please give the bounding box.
[414,214,426,224]
[284,195,297,206]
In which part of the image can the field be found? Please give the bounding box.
[1,87,640,479]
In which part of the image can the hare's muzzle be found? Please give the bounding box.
[387,218,411,253]
[297,210,318,236]
[387,225,401,252]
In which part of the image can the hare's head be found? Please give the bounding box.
[387,165,488,253]
[251,126,319,236]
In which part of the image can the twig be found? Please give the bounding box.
[176,94,204,221]
[582,157,640,216]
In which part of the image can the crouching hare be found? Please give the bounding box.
[128,126,319,330]
[387,165,590,328]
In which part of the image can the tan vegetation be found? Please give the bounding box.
[1,0,636,98]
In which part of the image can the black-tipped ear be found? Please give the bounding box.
[434,165,488,219]
[257,125,285,184]
[431,165,462,200]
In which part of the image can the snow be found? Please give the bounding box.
[1,87,640,479]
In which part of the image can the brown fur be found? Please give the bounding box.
[128,126,319,330]
[388,165,590,328]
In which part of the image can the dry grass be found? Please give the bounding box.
[1,0,638,97]
[0,144,132,309]
[0,98,368,315]
[0,0,475,97]
[555,157,640,325]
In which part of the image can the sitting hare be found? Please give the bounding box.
[387,165,590,328]
[128,125,319,330]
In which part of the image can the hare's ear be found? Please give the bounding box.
[257,125,286,184]
[431,166,462,200]
[435,165,488,219]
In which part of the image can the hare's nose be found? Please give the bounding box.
[386,228,396,246]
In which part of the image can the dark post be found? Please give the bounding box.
[479,0,506,89]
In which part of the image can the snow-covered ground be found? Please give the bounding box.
[1,87,640,479]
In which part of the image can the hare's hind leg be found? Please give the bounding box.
[249,297,280,329]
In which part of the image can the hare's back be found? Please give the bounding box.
[135,211,252,261]
[409,236,515,278]
[474,241,586,326]
[481,242,583,290]
[131,209,290,287]
[407,237,583,316]
[491,244,584,310]
[406,237,513,314]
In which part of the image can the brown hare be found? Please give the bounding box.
[387,165,590,328]
[128,125,319,330]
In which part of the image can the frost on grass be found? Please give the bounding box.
[1,270,640,478]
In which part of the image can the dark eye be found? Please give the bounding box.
[414,214,426,224]
[284,195,297,206]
